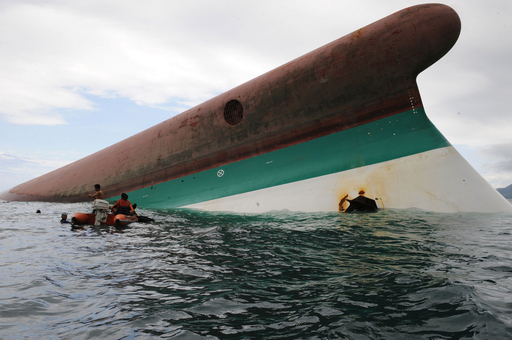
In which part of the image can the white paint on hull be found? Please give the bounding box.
[183,146,512,213]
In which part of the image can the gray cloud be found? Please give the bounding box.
[0,153,38,171]
[479,143,512,172]
[0,154,40,192]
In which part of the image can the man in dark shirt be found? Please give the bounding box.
[60,213,71,224]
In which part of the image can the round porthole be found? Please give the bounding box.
[223,100,243,126]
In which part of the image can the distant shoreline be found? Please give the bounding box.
[497,184,512,199]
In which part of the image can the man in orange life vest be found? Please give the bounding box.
[111,193,135,216]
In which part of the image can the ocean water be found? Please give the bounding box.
[1,200,512,339]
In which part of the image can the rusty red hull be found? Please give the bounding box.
[1,4,464,208]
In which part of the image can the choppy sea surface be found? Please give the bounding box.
[2,200,512,339]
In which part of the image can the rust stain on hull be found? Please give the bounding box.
[338,194,349,212]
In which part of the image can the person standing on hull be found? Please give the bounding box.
[89,184,104,200]
[89,184,109,225]
[111,193,136,216]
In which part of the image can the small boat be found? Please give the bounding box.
[71,212,137,227]
[113,214,138,226]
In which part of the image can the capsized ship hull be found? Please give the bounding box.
[2,4,511,213]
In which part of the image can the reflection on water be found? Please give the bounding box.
[1,200,512,339]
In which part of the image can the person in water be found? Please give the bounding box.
[131,203,155,223]
[60,213,71,224]
[111,193,135,216]
[89,184,104,200]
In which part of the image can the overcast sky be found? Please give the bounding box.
[1,0,511,193]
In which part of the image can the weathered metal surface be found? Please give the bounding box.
[1,4,461,203]
[182,146,512,213]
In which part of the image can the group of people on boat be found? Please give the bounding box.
[89,184,137,217]
[60,184,154,225]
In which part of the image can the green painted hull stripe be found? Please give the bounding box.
[119,108,450,208]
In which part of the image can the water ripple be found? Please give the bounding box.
[1,202,512,338]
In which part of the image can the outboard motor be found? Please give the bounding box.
[92,199,110,225]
